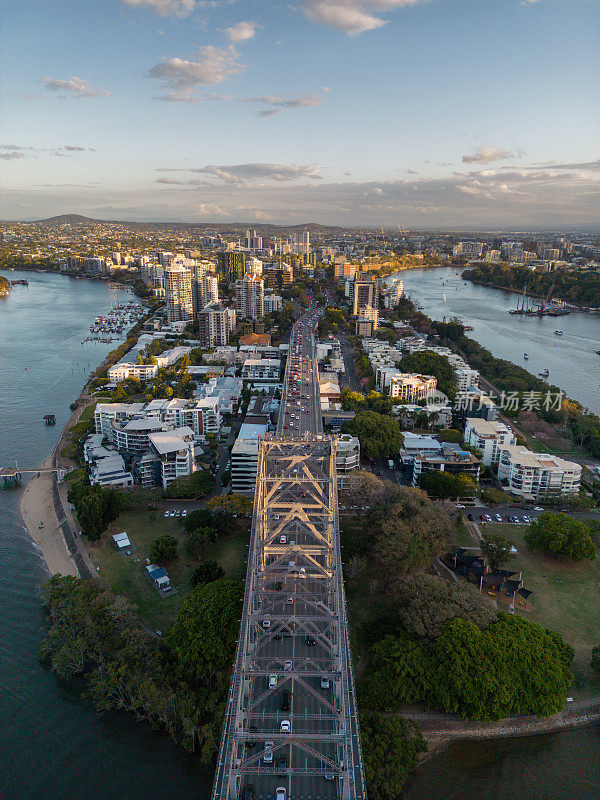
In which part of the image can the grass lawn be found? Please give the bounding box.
[480,522,600,697]
[91,510,250,631]
[454,522,475,547]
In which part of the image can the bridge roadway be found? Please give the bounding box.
[212,310,366,800]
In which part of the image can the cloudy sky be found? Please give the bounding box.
[1,0,598,227]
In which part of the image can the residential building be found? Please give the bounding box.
[235,273,264,320]
[356,305,379,336]
[231,422,268,495]
[264,293,283,314]
[147,426,195,489]
[464,418,517,466]
[455,367,480,391]
[400,433,481,485]
[197,302,234,348]
[497,446,581,499]
[242,358,281,382]
[217,251,246,282]
[335,434,360,489]
[376,369,437,402]
[352,272,379,316]
[165,264,194,323]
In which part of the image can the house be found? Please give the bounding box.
[145,564,172,592]
[112,531,131,550]
[445,548,534,613]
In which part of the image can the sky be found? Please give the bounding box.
[0,0,599,228]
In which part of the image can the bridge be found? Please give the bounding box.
[212,310,366,799]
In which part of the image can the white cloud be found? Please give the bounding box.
[225,20,260,43]
[462,145,519,164]
[157,162,323,184]
[302,1,426,35]
[244,92,328,116]
[0,144,96,158]
[41,76,110,98]
[120,0,196,16]
[148,46,244,100]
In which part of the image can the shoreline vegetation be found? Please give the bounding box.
[462,263,600,310]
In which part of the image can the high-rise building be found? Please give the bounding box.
[217,251,246,282]
[246,257,263,277]
[352,272,379,317]
[235,273,265,320]
[293,229,310,254]
[165,264,194,323]
[244,229,263,251]
[197,302,234,348]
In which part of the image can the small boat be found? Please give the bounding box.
[595,350,600,355]
[523,353,529,359]
[539,369,549,377]
[554,330,563,336]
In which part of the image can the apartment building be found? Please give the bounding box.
[464,418,517,466]
[497,446,581,499]
[455,367,480,392]
[335,434,360,490]
[235,273,265,320]
[242,358,281,382]
[264,293,283,314]
[352,272,379,317]
[231,422,268,495]
[165,263,194,323]
[197,302,235,348]
[376,368,437,402]
[147,427,196,489]
[401,433,481,485]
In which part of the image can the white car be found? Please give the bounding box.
[276,789,286,800]
[533,506,544,512]
[320,676,330,689]
[269,674,278,688]
[164,511,169,518]
[286,595,294,604]
[181,509,187,517]
[263,742,274,763]
[283,659,292,671]
[280,535,287,544]
[280,719,291,733]
[262,616,271,629]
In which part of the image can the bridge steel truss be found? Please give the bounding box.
[212,433,366,799]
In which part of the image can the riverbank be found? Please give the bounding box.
[463,270,600,312]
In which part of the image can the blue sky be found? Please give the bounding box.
[1,0,598,227]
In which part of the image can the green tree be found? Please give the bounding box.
[149,534,178,564]
[481,534,516,571]
[164,469,215,499]
[67,484,125,542]
[187,527,217,559]
[342,410,403,460]
[417,470,477,499]
[191,561,225,587]
[525,512,597,561]
[361,713,426,800]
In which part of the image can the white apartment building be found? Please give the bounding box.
[231,422,268,495]
[264,293,283,314]
[497,446,581,499]
[376,368,437,402]
[336,434,360,489]
[455,367,480,391]
[165,263,194,323]
[464,418,517,466]
[242,359,281,382]
[107,340,191,383]
[147,426,196,489]
[235,273,264,320]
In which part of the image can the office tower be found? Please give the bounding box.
[217,251,246,282]
[165,264,194,323]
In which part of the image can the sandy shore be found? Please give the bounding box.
[19,455,78,577]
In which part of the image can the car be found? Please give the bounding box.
[513,516,521,523]
[275,581,283,591]
[286,595,294,604]
[306,635,316,646]
[181,509,187,517]
[263,743,274,763]
[280,689,291,711]
[456,503,465,509]
[522,515,531,524]
[320,676,330,689]
[280,535,287,544]
[280,719,291,733]
[269,673,278,688]
[164,511,169,518]
[283,659,292,671]
[262,616,271,629]
[467,513,474,521]
[275,788,286,800]
[485,515,492,522]
[275,756,288,777]
[495,513,503,522]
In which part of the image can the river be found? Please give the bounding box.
[0,272,212,800]
[391,267,600,415]
[0,271,598,799]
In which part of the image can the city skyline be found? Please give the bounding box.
[1,0,598,226]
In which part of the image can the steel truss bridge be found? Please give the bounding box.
[212,314,366,800]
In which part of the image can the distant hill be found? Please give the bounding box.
[36,214,100,225]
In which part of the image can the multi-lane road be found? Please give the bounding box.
[212,308,365,800]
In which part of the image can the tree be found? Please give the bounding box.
[361,713,426,800]
[525,512,597,561]
[149,534,178,564]
[399,350,457,399]
[342,410,403,460]
[417,470,477,499]
[481,534,516,571]
[191,561,225,587]
[164,469,214,499]
[187,527,217,558]
[68,483,125,542]
[167,579,243,684]
[592,645,600,674]
[184,509,215,533]
[206,494,253,518]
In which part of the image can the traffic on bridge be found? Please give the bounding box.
[212,307,366,800]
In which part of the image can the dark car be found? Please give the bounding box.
[467,513,474,521]
[306,635,316,646]
[280,689,291,712]
[276,757,288,778]
[246,726,259,747]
